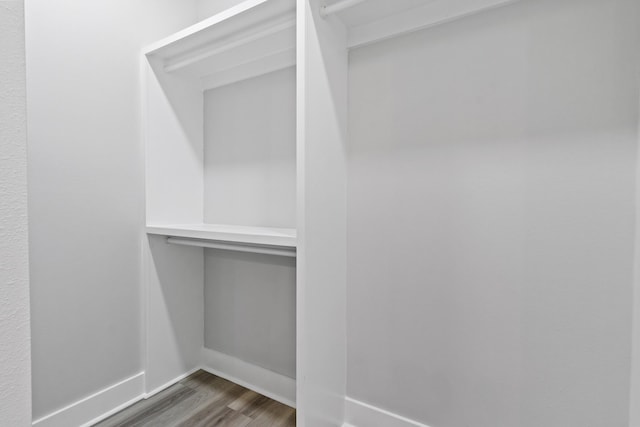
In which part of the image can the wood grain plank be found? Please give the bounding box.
[179,370,210,388]
[93,371,295,427]
[227,390,261,411]
[238,394,272,418]
[95,384,196,427]
[245,399,295,427]
[172,382,248,427]
[181,406,253,427]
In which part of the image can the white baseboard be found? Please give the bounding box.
[32,372,144,427]
[344,397,431,427]
[201,348,296,408]
[31,357,293,427]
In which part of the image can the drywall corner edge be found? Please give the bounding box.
[629,86,640,427]
[0,0,31,425]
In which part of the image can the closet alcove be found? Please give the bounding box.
[141,0,518,424]
[143,0,298,407]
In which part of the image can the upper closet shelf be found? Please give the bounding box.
[146,224,297,248]
[321,0,519,49]
[144,0,296,90]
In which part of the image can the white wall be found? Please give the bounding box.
[0,1,31,425]
[25,0,198,420]
[347,0,640,426]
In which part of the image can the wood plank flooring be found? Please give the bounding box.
[94,370,295,427]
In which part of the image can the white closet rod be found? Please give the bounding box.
[320,0,368,17]
[166,237,296,257]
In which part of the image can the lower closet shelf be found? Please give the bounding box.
[146,224,297,257]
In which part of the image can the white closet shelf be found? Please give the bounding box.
[143,0,295,90]
[146,224,297,248]
[322,0,519,49]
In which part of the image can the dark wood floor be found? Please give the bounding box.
[94,370,296,427]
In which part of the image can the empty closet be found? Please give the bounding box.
[142,0,521,424]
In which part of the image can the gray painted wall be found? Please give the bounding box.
[0,1,31,425]
[205,249,296,378]
[25,0,198,419]
[203,67,297,229]
[347,0,640,426]
[203,68,297,378]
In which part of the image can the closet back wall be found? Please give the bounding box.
[347,0,640,426]
[26,0,198,420]
[203,67,297,379]
[203,67,297,228]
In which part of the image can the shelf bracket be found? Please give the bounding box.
[166,237,296,258]
[320,0,368,18]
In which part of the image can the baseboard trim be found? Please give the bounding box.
[32,357,294,427]
[201,348,296,408]
[344,396,431,427]
[32,372,144,427]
